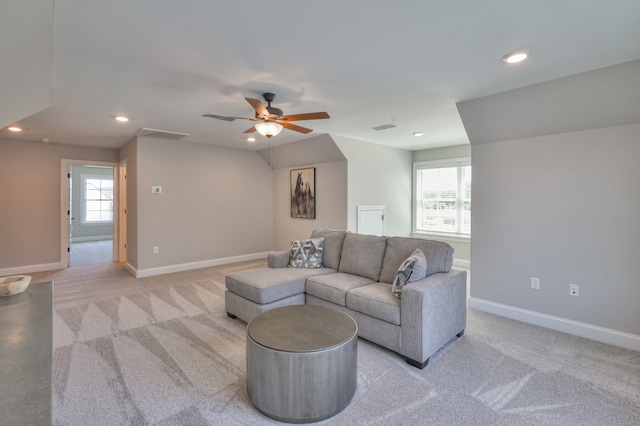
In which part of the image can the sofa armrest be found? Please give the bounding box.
[268,250,290,268]
[400,269,467,366]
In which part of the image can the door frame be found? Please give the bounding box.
[114,159,127,263]
[60,159,120,267]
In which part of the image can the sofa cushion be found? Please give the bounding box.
[391,256,416,299]
[347,283,401,325]
[338,233,387,281]
[379,237,454,284]
[310,229,347,270]
[305,273,374,306]
[226,267,334,304]
[407,248,427,283]
[289,237,324,268]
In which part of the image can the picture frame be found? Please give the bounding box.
[290,167,316,219]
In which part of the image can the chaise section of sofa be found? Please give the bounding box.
[224,229,467,368]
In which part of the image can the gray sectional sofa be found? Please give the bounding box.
[225,229,467,368]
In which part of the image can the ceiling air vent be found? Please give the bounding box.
[136,128,190,140]
[370,123,397,131]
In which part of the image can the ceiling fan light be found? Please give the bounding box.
[256,122,283,138]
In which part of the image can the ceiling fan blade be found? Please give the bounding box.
[245,97,269,119]
[243,125,257,134]
[203,113,262,122]
[277,112,330,122]
[281,122,313,134]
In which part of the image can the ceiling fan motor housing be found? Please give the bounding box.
[262,92,283,116]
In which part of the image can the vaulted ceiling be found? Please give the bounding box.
[2,1,640,151]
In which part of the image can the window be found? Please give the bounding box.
[413,158,471,236]
[82,175,113,223]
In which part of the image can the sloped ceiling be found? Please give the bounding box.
[457,59,640,144]
[2,1,640,151]
[0,0,53,129]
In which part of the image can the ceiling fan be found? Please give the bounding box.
[203,92,330,138]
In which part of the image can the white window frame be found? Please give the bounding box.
[412,157,471,239]
[81,174,114,225]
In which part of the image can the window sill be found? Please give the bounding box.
[411,231,470,243]
[80,221,114,226]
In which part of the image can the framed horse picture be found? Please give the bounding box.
[290,167,316,219]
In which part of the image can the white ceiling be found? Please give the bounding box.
[3,1,640,151]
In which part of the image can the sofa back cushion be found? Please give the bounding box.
[310,229,347,270]
[338,233,388,281]
[379,237,454,284]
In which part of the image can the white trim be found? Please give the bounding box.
[125,262,137,277]
[469,297,640,352]
[412,157,472,236]
[0,262,66,276]
[80,172,114,225]
[452,258,470,270]
[411,231,470,243]
[61,159,118,269]
[129,252,270,278]
[71,236,113,243]
[414,157,471,168]
[357,205,386,236]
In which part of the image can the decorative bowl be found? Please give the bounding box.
[0,275,31,297]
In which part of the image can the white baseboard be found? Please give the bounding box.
[71,236,113,243]
[469,297,640,352]
[131,252,270,278]
[0,262,66,277]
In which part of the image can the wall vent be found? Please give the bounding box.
[136,128,190,140]
[370,123,397,131]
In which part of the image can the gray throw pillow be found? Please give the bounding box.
[407,248,427,282]
[391,256,416,299]
[289,238,324,268]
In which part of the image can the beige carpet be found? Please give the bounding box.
[33,263,640,425]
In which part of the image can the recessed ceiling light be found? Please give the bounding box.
[502,50,528,64]
[115,116,129,122]
[413,132,424,137]
[8,126,22,132]
[247,137,256,142]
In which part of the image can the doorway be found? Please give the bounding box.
[61,160,126,268]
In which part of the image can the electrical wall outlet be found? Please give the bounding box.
[569,283,579,297]
[530,277,540,290]
[153,246,159,255]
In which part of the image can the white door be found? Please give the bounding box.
[357,206,386,236]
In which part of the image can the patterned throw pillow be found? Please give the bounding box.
[391,256,416,299]
[407,248,428,282]
[289,237,324,268]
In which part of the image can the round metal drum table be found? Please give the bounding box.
[246,305,358,423]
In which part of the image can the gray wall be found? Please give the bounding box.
[70,165,114,242]
[471,123,640,336]
[131,137,274,273]
[332,135,413,237]
[459,59,640,347]
[273,161,348,250]
[0,138,118,273]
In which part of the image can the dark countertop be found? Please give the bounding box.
[0,281,53,426]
